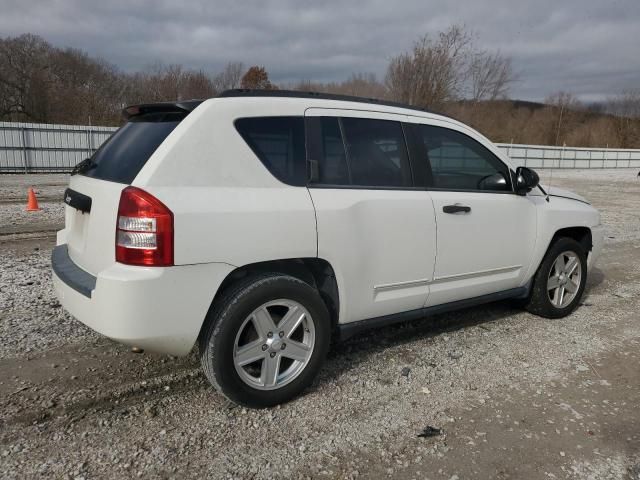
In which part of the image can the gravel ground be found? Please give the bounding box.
[0,174,67,234]
[0,174,69,199]
[0,169,639,479]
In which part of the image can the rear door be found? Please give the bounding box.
[305,108,437,323]
[62,111,187,274]
[405,119,537,306]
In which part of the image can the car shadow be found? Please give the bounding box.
[317,268,606,387]
[320,299,522,382]
[586,266,605,289]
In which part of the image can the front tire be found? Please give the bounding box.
[525,237,587,318]
[199,273,331,408]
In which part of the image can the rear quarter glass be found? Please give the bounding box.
[81,112,186,184]
[234,116,307,186]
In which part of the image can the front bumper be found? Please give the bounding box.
[52,244,234,356]
[588,224,605,271]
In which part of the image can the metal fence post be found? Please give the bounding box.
[87,128,93,157]
[20,126,29,174]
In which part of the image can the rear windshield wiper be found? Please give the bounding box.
[71,158,97,176]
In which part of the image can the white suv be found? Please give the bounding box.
[52,90,604,407]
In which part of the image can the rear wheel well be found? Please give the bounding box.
[551,227,592,253]
[205,258,340,335]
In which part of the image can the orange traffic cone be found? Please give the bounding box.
[26,187,40,211]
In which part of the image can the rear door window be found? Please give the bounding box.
[341,117,412,188]
[309,117,350,185]
[308,116,413,188]
[235,117,306,186]
[82,112,185,184]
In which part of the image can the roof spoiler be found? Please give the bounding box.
[122,100,204,120]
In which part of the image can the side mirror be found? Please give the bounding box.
[515,166,539,195]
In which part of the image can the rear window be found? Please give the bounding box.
[235,117,306,186]
[81,112,185,184]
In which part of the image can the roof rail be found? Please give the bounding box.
[217,89,443,116]
[122,90,449,120]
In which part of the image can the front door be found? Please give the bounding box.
[406,120,537,307]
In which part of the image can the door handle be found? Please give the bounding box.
[443,204,471,214]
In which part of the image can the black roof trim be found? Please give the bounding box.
[122,100,204,120]
[218,89,446,117]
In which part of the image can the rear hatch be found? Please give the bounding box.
[63,104,197,275]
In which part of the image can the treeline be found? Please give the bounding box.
[1,28,638,148]
[446,93,640,148]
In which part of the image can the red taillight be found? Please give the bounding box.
[116,186,173,266]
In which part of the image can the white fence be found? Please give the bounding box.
[1,121,639,172]
[0,121,116,173]
[497,143,640,169]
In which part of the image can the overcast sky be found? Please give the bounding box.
[1,0,638,101]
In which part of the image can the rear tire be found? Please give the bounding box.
[199,273,331,408]
[525,237,587,319]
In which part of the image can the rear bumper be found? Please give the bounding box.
[588,224,605,271]
[52,245,96,298]
[52,244,235,356]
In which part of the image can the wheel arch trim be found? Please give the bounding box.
[199,257,341,342]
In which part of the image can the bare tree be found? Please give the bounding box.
[385,25,472,109]
[49,47,125,124]
[212,62,244,91]
[332,73,387,98]
[545,91,583,145]
[468,50,514,101]
[0,34,52,121]
[148,63,184,101]
[608,90,640,148]
[127,63,216,104]
[181,69,217,99]
[293,73,387,99]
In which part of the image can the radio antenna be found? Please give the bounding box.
[538,179,550,202]
[546,165,552,202]
[547,143,564,202]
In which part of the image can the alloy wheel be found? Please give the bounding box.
[547,250,582,309]
[233,299,315,390]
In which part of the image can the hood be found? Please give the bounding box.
[540,185,590,204]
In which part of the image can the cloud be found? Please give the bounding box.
[0,0,638,100]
